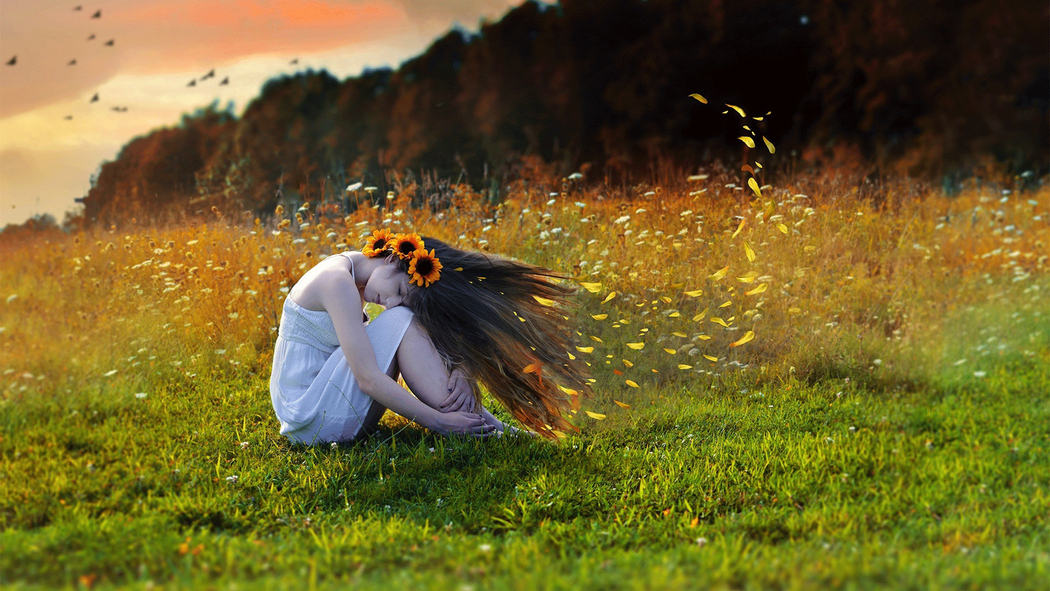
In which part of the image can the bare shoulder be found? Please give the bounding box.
[289,254,355,311]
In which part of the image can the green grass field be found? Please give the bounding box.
[2,176,1048,589]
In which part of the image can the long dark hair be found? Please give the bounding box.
[396,237,592,438]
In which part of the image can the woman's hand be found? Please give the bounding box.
[427,411,495,437]
[440,368,478,413]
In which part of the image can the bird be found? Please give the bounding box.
[111,106,127,112]
[65,115,73,120]
[219,76,229,85]
[92,9,100,18]
[87,34,95,40]
[104,39,114,46]
[90,92,99,102]
[69,59,77,66]
[201,69,215,80]
[290,58,298,65]
[187,79,196,87]
[6,55,15,66]
[74,5,82,10]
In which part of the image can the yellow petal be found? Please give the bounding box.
[590,335,603,343]
[684,289,703,297]
[709,266,729,281]
[663,348,676,354]
[533,296,556,307]
[660,296,672,304]
[567,352,576,360]
[668,312,680,318]
[677,364,693,370]
[625,380,639,388]
[601,292,617,304]
[672,332,688,338]
[591,314,608,320]
[737,136,756,148]
[726,103,746,117]
[752,116,764,121]
[614,400,631,409]
[585,411,606,420]
[558,385,579,395]
[522,363,540,373]
[693,307,709,322]
[576,346,594,353]
[703,354,718,362]
[747,177,762,198]
[579,282,603,293]
[730,330,756,347]
[718,300,732,308]
[697,334,711,340]
[744,283,768,296]
[737,271,758,283]
[755,161,763,169]
[626,342,645,350]
[762,136,775,154]
[622,359,634,368]
[670,282,685,289]
[732,219,745,238]
[777,223,788,235]
[743,242,756,262]
[689,93,708,104]
[711,317,729,327]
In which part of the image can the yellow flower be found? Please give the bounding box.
[391,232,426,260]
[363,229,395,257]
[408,249,443,287]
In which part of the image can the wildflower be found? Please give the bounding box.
[134,392,147,399]
[225,475,238,483]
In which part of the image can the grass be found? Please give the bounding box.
[1,170,1048,589]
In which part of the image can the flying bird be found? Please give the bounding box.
[187,79,197,87]
[65,115,73,120]
[111,106,127,112]
[74,5,82,10]
[69,59,77,65]
[201,69,215,80]
[90,92,99,102]
[104,39,114,46]
[92,9,101,18]
[219,76,229,85]
[290,58,298,65]
[88,34,95,40]
[6,55,15,66]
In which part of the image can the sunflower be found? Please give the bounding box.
[363,229,394,257]
[391,232,426,260]
[408,249,443,287]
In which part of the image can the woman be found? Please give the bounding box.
[269,229,591,444]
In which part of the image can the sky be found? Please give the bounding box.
[0,0,523,228]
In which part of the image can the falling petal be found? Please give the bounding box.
[678,364,693,370]
[668,312,681,318]
[591,314,608,320]
[747,178,762,198]
[670,282,685,289]
[693,307,709,322]
[744,242,756,262]
[732,219,745,238]
[663,348,676,354]
[576,346,594,353]
[579,282,603,293]
[585,411,606,420]
[709,266,729,281]
[684,289,703,297]
[625,380,640,388]
[737,136,756,149]
[737,271,758,283]
[533,296,556,307]
[689,93,708,104]
[626,343,645,350]
[745,283,768,295]
[697,335,711,340]
[719,300,732,308]
[753,116,764,121]
[660,296,673,304]
[590,336,603,343]
[523,363,540,373]
[613,369,624,375]
[763,136,775,154]
[741,165,755,174]
[726,103,746,117]
[755,161,763,169]
[703,354,718,362]
[558,385,578,396]
[601,292,617,304]
[776,223,789,235]
[672,332,688,338]
[711,317,729,327]
[614,400,631,409]
[623,359,634,368]
[730,331,756,347]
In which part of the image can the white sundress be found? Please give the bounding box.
[269,253,415,444]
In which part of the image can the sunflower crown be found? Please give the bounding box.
[363,229,442,287]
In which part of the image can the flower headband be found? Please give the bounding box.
[363,229,442,287]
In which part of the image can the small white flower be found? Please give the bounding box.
[134,392,148,399]
[973,371,987,378]
[240,441,249,448]
[214,349,226,355]
[225,475,238,483]
[103,369,118,377]
[696,537,708,547]
[5,294,17,304]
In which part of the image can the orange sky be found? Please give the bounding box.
[0,0,522,228]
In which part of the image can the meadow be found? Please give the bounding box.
[1,167,1048,590]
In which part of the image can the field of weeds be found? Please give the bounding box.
[1,171,1048,589]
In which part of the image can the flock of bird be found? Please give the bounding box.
[4,5,302,121]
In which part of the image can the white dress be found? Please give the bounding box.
[269,253,415,444]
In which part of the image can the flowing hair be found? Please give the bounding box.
[396,237,591,439]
